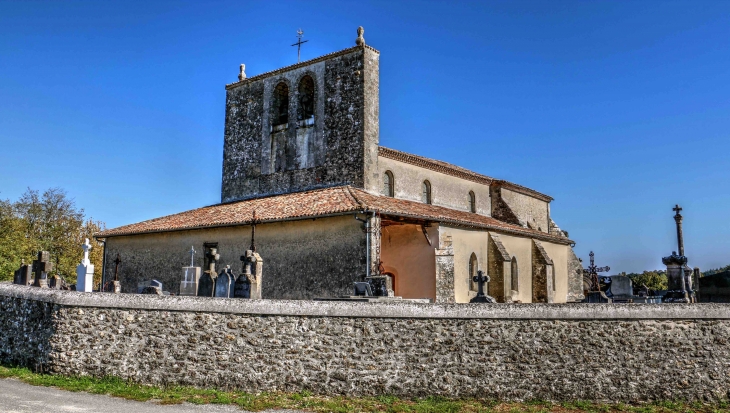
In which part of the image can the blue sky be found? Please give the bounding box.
[1,0,728,273]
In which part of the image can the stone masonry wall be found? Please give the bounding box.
[2,285,730,402]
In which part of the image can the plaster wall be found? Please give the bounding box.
[495,234,534,303]
[377,157,491,215]
[2,286,730,403]
[103,215,364,299]
[379,224,437,300]
[539,241,569,304]
[499,188,550,232]
[438,226,490,303]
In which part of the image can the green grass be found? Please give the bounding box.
[0,365,728,412]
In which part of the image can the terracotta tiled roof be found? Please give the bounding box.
[378,147,493,186]
[96,186,572,245]
[378,146,553,202]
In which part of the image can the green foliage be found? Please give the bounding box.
[0,188,105,286]
[0,364,729,413]
[618,270,668,291]
[704,265,730,277]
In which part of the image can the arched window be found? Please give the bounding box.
[469,253,478,291]
[421,180,432,204]
[383,171,394,197]
[468,191,476,213]
[511,256,519,292]
[272,82,289,126]
[297,75,315,121]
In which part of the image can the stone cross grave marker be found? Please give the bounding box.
[470,270,496,303]
[32,251,53,288]
[198,247,219,297]
[76,238,95,292]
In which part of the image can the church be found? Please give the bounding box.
[95,28,584,303]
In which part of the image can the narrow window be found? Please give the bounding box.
[297,75,315,121]
[468,191,476,213]
[383,171,394,197]
[511,256,518,291]
[469,253,478,291]
[421,180,432,204]
[272,82,289,126]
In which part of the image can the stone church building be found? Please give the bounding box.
[96,29,584,303]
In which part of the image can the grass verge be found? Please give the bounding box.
[0,365,727,412]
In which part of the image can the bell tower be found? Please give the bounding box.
[221,27,380,203]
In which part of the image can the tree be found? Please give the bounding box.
[0,188,106,285]
[623,270,668,291]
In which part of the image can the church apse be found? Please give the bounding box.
[221,45,380,203]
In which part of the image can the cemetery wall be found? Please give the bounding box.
[1,284,730,403]
[103,215,365,299]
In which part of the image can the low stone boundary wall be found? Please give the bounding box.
[1,283,729,402]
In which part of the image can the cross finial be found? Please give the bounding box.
[673,204,682,215]
[291,28,308,63]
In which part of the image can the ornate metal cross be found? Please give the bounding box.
[249,210,260,252]
[112,253,122,282]
[291,28,308,63]
[584,251,610,292]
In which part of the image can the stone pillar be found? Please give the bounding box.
[434,234,454,303]
[662,252,690,303]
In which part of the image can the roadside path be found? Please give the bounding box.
[0,378,301,413]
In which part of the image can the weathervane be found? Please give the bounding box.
[291,28,308,63]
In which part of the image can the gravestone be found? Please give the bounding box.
[32,251,53,288]
[180,267,201,296]
[235,249,263,299]
[180,246,201,296]
[198,247,220,297]
[606,275,634,302]
[48,274,63,289]
[76,238,95,292]
[215,265,234,298]
[470,270,496,303]
[14,260,33,286]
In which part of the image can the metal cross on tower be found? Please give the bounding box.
[291,29,308,63]
[584,251,610,292]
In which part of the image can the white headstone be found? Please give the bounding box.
[180,266,201,296]
[76,238,94,292]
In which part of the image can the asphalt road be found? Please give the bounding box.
[0,379,301,413]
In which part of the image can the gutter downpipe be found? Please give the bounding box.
[354,210,375,280]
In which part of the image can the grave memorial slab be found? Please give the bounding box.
[13,260,33,286]
[32,251,53,288]
[215,265,234,298]
[198,247,220,297]
[180,246,201,296]
[76,239,95,292]
[235,249,263,299]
